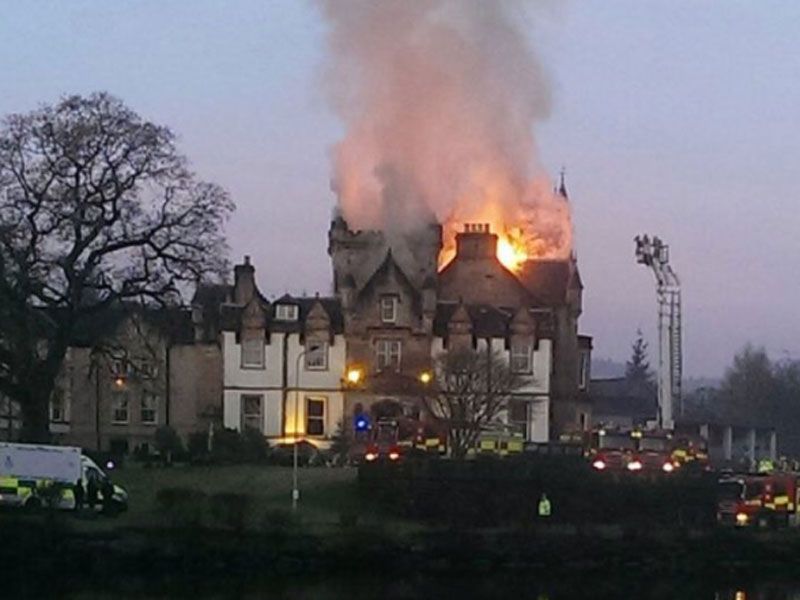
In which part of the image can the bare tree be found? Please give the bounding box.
[0,93,234,441]
[422,347,527,459]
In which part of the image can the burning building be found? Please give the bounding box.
[329,178,592,439]
[212,1,594,446]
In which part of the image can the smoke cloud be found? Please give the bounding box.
[317,0,572,262]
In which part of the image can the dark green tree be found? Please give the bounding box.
[329,418,352,466]
[625,329,653,384]
[718,344,776,422]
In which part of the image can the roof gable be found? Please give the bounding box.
[356,250,421,310]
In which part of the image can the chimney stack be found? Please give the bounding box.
[233,255,256,304]
[455,223,498,259]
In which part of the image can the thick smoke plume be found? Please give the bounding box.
[318,0,572,265]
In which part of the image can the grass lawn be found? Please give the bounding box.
[91,463,419,535]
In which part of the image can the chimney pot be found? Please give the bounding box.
[455,225,498,260]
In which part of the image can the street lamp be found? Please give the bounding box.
[292,348,307,511]
[346,367,363,386]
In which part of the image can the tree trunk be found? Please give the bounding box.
[18,344,65,444]
[450,429,468,460]
[20,385,51,443]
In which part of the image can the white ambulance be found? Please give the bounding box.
[0,442,128,513]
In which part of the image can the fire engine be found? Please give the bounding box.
[355,417,446,464]
[589,428,678,475]
[717,472,800,528]
[589,429,637,473]
[356,416,526,463]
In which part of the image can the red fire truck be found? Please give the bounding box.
[717,473,800,528]
[357,418,446,464]
[589,429,637,472]
[589,429,677,475]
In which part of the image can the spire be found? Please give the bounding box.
[558,166,569,199]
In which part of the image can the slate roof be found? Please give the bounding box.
[517,260,581,306]
[438,249,539,307]
[433,302,552,339]
[271,295,345,334]
[69,303,195,347]
[220,294,344,335]
[191,284,232,342]
[192,284,230,310]
[356,250,422,311]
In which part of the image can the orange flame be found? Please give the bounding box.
[497,235,529,272]
[438,183,573,272]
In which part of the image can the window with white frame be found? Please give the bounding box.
[380,296,398,324]
[241,337,265,368]
[141,392,158,425]
[306,397,326,436]
[111,391,129,424]
[305,341,328,370]
[241,394,263,432]
[375,339,402,372]
[510,341,533,374]
[275,304,299,321]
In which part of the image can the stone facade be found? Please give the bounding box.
[0,308,223,454]
[327,214,591,441]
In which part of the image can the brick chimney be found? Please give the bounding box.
[455,223,498,259]
[233,255,256,304]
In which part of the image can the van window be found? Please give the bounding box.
[85,466,106,483]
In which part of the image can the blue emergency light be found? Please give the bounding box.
[354,415,370,432]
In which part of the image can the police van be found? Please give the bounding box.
[0,442,128,513]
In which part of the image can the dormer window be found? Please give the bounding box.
[275,304,299,322]
[380,296,398,324]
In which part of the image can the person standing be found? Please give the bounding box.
[538,492,552,519]
[86,471,98,511]
[73,478,84,513]
[101,477,114,515]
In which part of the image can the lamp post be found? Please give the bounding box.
[292,349,306,511]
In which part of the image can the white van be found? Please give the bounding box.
[0,442,128,513]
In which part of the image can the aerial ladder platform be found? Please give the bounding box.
[635,234,682,431]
